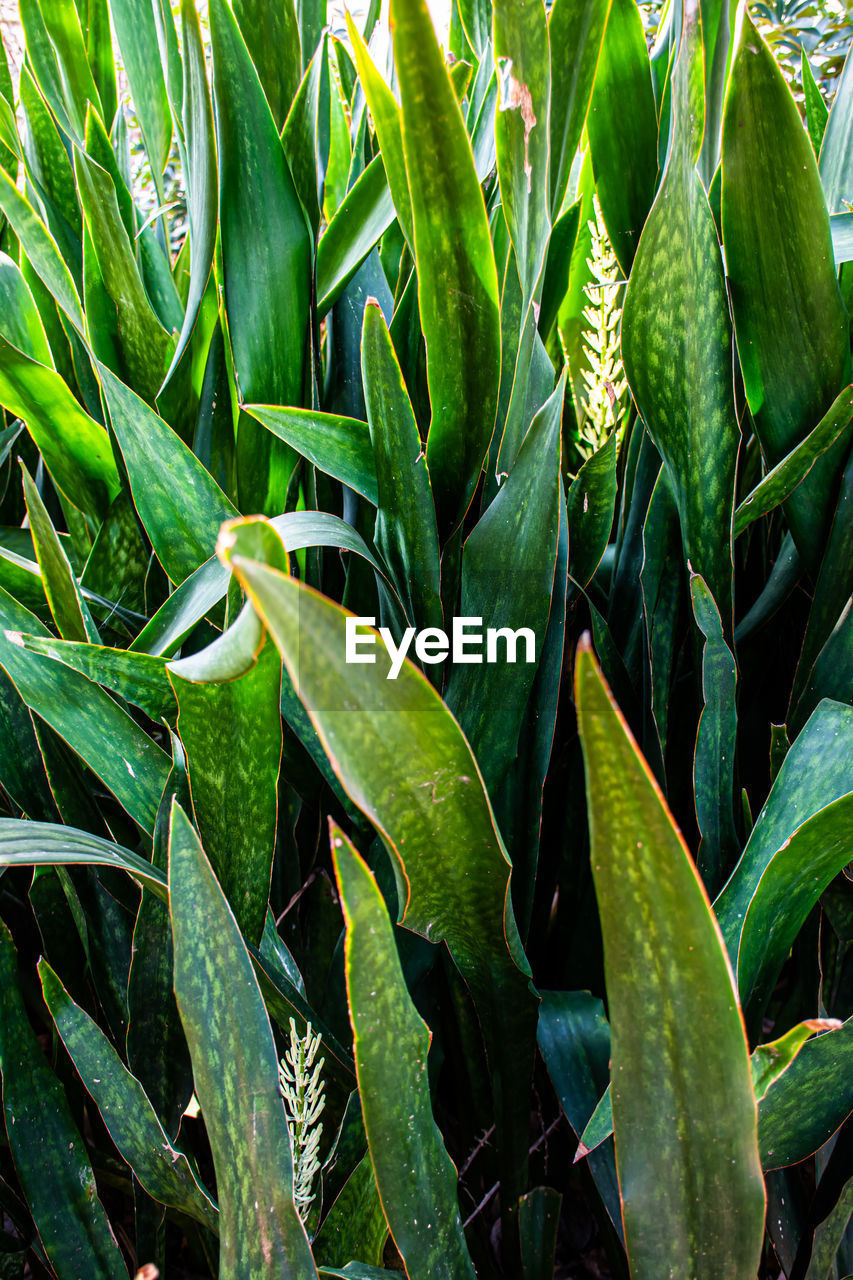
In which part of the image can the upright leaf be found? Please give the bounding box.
[109,0,172,185]
[722,15,851,574]
[210,0,312,512]
[362,302,441,632]
[622,3,738,628]
[169,805,318,1280]
[391,0,501,531]
[548,0,610,214]
[332,824,477,1280]
[575,638,765,1278]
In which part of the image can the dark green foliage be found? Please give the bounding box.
[0,1,852,1276]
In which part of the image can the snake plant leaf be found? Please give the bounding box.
[244,404,378,504]
[362,301,442,632]
[519,1187,562,1280]
[16,635,177,722]
[38,959,218,1231]
[74,146,174,404]
[109,0,171,187]
[18,0,100,144]
[161,0,218,392]
[19,462,99,644]
[280,36,327,237]
[346,17,412,251]
[758,1015,853,1168]
[168,803,319,1280]
[751,1020,841,1104]
[0,819,168,898]
[819,43,853,214]
[586,0,658,278]
[537,991,622,1236]
[210,0,312,513]
[232,0,302,131]
[0,335,117,519]
[0,922,129,1280]
[715,699,853,1023]
[574,638,765,1278]
[127,749,194,1140]
[391,0,501,533]
[316,156,397,316]
[446,375,563,792]
[331,822,477,1280]
[566,432,617,589]
[722,14,850,575]
[85,0,115,129]
[228,550,538,1210]
[734,385,853,537]
[493,0,551,305]
[168,613,283,946]
[311,1154,388,1268]
[690,572,738,895]
[99,363,238,585]
[0,252,53,365]
[622,3,739,630]
[0,167,84,336]
[18,65,79,235]
[547,0,609,214]
[802,49,829,157]
[0,588,170,832]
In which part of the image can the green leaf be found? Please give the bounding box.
[109,0,171,182]
[362,302,441,631]
[210,0,312,512]
[311,1155,388,1268]
[244,404,378,504]
[0,334,117,519]
[548,0,609,214]
[161,0,218,391]
[751,1019,840,1104]
[316,156,396,317]
[74,147,173,404]
[0,590,170,832]
[346,18,412,250]
[0,922,128,1280]
[331,823,477,1280]
[0,167,84,335]
[722,14,851,574]
[519,1187,561,1280]
[690,572,738,894]
[232,0,302,130]
[39,959,217,1230]
[734,385,853,537]
[802,48,829,157]
[536,991,621,1235]
[758,1015,853,1168]
[99,363,238,584]
[20,462,99,643]
[566,432,617,589]
[228,551,538,1209]
[715,699,853,1025]
[19,0,100,143]
[0,819,168,899]
[391,0,501,531]
[168,611,283,946]
[622,5,738,628]
[446,376,563,791]
[168,804,318,1279]
[0,251,53,365]
[586,0,658,278]
[574,637,765,1277]
[819,42,853,214]
[493,0,551,304]
[15,634,177,722]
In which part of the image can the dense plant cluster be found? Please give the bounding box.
[0,0,853,1277]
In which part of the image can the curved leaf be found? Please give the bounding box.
[0,819,168,899]
[244,404,378,504]
[575,637,765,1278]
